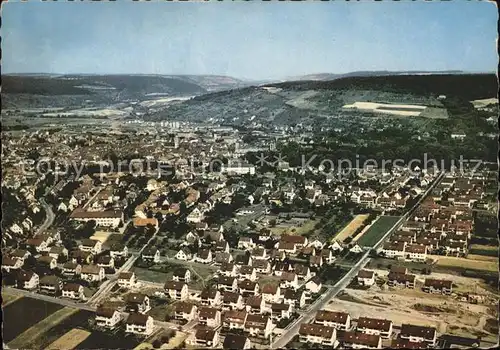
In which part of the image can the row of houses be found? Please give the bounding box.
[297,309,438,348]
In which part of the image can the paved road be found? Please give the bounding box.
[35,198,55,236]
[4,286,182,331]
[271,172,445,348]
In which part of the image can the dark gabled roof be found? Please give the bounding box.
[96,306,117,318]
[126,313,149,325]
[127,293,147,304]
[400,324,437,339]
[223,334,249,349]
[357,317,392,332]
[315,310,349,323]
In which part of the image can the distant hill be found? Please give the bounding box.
[2,74,207,96]
[145,73,497,124]
[290,70,466,81]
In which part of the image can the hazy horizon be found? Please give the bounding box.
[1,1,497,81]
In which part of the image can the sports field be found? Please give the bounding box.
[356,216,401,247]
[333,214,369,243]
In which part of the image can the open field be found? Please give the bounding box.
[469,244,498,257]
[331,285,498,342]
[431,255,498,273]
[45,328,91,350]
[8,307,79,349]
[3,297,64,343]
[333,214,368,242]
[270,219,318,236]
[343,101,427,116]
[356,216,400,247]
[1,290,22,307]
[467,254,498,262]
[90,231,114,244]
[471,98,498,108]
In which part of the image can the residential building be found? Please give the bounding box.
[125,313,155,336]
[198,307,221,328]
[356,317,393,338]
[96,307,122,329]
[299,324,338,346]
[164,281,189,300]
[315,310,351,330]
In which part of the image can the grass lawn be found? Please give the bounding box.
[356,216,401,247]
[469,244,498,257]
[334,214,368,243]
[1,290,22,307]
[8,307,79,349]
[45,328,91,350]
[434,255,498,273]
[270,219,318,236]
[147,300,175,322]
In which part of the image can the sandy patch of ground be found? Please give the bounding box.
[334,214,369,243]
[329,285,497,340]
[90,231,113,243]
[430,255,498,272]
[45,328,91,350]
[342,102,427,116]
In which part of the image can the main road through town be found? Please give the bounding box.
[271,171,445,349]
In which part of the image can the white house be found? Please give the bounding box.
[96,307,122,329]
[80,265,105,282]
[61,283,86,301]
[16,270,39,290]
[118,272,137,288]
[125,313,155,336]
[305,276,323,295]
[357,270,375,286]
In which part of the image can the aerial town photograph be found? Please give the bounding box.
[1,1,498,349]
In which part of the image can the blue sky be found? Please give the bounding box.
[1,0,497,80]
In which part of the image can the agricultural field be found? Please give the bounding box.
[432,255,498,273]
[333,214,368,243]
[3,297,64,343]
[46,328,92,350]
[8,307,79,349]
[469,244,498,257]
[356,215,400,247]
[1,290,22,307]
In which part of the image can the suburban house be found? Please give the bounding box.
[261,283,281,304]
[270,303,292,321]
[175,248,193,261]
[238,279,259,297]
[222,334,251,350]
[78,239,103,255]
[381,242,406,259]
[201,288,222,307]
[142,248,161,263]
[305,276,323,295]
[188,328,220,348]
[96,255,115,269]
[399,324,437,347]
[62,262,82,277]
[238,265,257,282]
[80,265,105,282]
[283,288,306,310]
[246,295,265,314]
[37,255,58,270]
[220,262,238,277]
[315,310,351,331]
[194,249,213,264]
[109,244,129,259]
[173,268,191,283]
[299,323,338,346]
[422,279,453,295]
[357,270,375,286]
[252,259,271,274]
[244,314,273,339]
[118,272,138,288]
[175,302,198,322]
[96,306,122,329]
[164,281,189,300]
[387,272,416,289]
[125,313,155,336]
[48,246,68,260]
[2,256,23,272]
[39,275,63,295]
[61,283,86,300]
[356,317,393,338]
[126,293,151,314]
[16,270,39,290]
[217,276,239,292]
[338,330,382,349]
[222,291,245,310]
[405,244,427,262]
[223,310,248,331]
[198,307,221,328]
[280,272,299,290]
